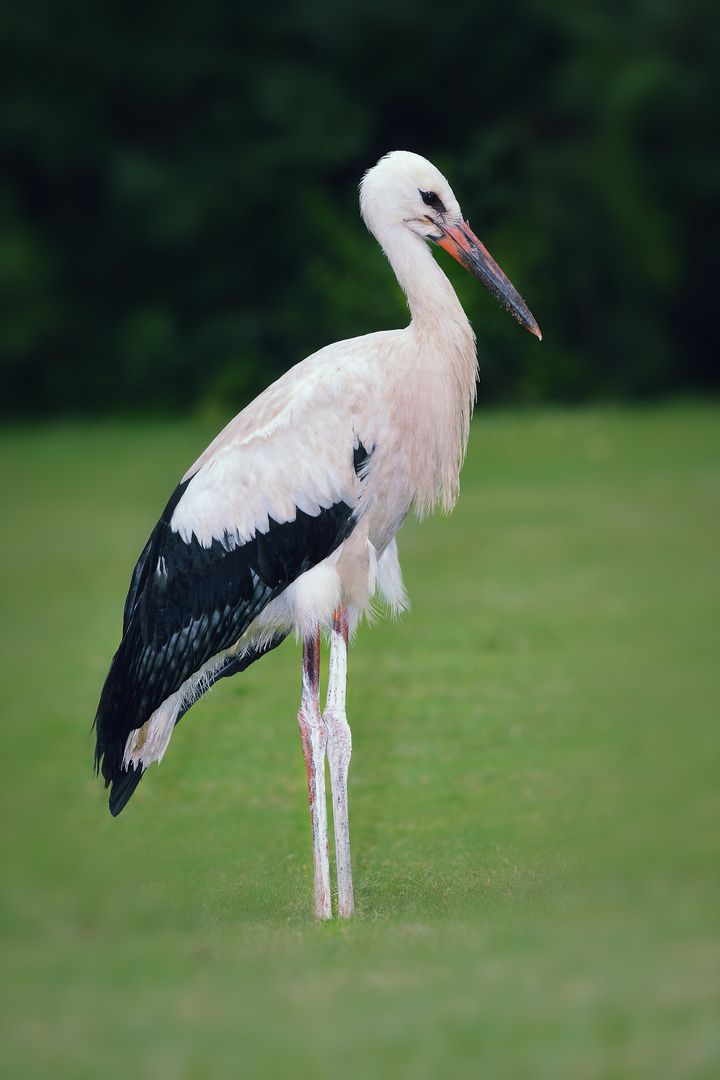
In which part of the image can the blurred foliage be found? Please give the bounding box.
[0,0,717,416]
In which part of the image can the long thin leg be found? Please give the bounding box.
[297,628,332,919]
[324,608,355,917]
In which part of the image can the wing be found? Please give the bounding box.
[94,368,374,801]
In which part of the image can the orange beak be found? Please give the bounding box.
[434,221,542,340]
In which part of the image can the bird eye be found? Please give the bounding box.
[420,189,446,213]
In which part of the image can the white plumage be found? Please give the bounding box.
[95,150,540,918]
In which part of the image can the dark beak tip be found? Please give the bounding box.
[516,307,542,340]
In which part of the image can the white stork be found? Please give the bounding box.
[94,150,541,919]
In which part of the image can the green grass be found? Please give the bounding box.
[0,404,718,1078]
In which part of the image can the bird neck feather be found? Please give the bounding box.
[374,230,478,517]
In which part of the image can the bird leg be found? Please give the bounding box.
[297,627,332,919]
[324,608,356,918]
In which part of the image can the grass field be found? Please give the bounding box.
[0,404,718,1078]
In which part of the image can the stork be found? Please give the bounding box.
[94,150,540,919]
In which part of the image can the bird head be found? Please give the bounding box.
[360,150,541,340]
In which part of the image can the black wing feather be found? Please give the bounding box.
[94,473,362,811]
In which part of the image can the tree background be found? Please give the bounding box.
[1,0,717,417]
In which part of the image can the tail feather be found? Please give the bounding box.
[108,762,144,817]
[96,631,289,815]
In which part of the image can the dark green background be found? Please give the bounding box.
[2,0,717,417]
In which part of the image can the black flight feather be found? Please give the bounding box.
[106,630,288,817]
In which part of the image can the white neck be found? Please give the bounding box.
[375,222,479,515]
[380,223,469,330]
